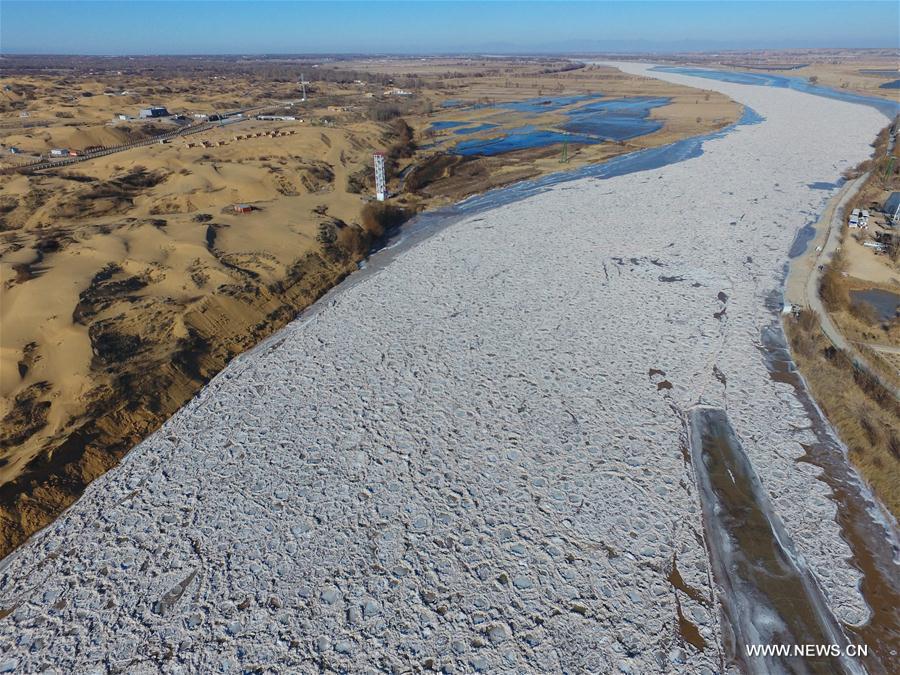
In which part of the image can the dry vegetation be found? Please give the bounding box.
[0,54,742,557]
[651,48,900,101]
[786,114,899,518]
[785,310,900,517]
[828,118,900,386]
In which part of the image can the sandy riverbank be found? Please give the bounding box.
[0,64,893,672]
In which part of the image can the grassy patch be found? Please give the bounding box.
[786,310,900,518]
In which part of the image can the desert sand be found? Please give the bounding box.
[0,63,893,673]
[0,58,741,557]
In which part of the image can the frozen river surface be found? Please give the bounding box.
[0,64,894,673]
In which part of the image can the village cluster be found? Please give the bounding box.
[853,191,900,255]
[183,127,298,149]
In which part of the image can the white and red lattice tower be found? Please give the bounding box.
[373,152,386,201]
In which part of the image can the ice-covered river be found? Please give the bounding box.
[0,63,896,673]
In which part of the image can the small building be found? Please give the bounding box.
[50,148,69,157]
[139,106,170,119]
[8,147,21,154]
[233,204,252,214]
[884,192,900,225]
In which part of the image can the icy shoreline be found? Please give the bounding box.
[0,64,892,673]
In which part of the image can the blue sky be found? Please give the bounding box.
[2,1,898,55]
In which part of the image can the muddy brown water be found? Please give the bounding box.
[689,407,864,674]
[757,313,900,674]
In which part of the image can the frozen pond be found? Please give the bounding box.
[850,288,900,323]
[0,63,896,674]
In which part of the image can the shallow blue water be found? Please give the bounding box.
[497,93,602,113]
[562,96,670,140]
[430,121,471,130]
[437,104,764,215]
[445,94,674,155]
[652,66,900,119]
[429,121,500,135]
[880,80,900,90]
[453,125,599,156]
[453,123,498,135]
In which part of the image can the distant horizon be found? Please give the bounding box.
[2,47,898,59]
[2,1,898,56]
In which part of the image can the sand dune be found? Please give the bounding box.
[0,119,388,552]
[0,61,743,556]
[0,63,893,673]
